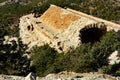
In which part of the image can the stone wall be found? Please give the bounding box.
[19,5,120,52]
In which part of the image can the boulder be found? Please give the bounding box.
[25,72,36,80]
[108,50,120,65]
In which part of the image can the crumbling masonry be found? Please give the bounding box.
[19,5,120,52]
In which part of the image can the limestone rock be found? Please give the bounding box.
[3,36,18,45]
[0,72,119,80]
[108,50,120,65]
[0,75,24,80]
[25,72,36,80]
[39,71,117,80]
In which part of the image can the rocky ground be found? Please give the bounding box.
[0,71,120,80]
[39,71,120,80]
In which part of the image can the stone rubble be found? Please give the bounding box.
[0,75,24,80]
[40,71,118,80]
[0,71,119,80]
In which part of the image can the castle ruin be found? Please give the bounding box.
[19,5,120,52]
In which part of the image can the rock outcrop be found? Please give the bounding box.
[108,50,120,65]
[0,71,119,80]
[0,75,24,80]
[19,5,120,52]
[40,71,118,80]
[25,72,36,80]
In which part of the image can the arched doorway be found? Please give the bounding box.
[80,22,107,44]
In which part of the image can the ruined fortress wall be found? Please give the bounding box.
[67,8,120,31]
[19,5,120,52]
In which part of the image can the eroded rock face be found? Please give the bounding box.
[19,5,120,52]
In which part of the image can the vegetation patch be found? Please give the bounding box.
[31,30,120,77]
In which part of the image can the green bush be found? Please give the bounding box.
[31,44,58,77]
[0,38,30,76]
[100,63,120,76]
[31,30,120,77]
